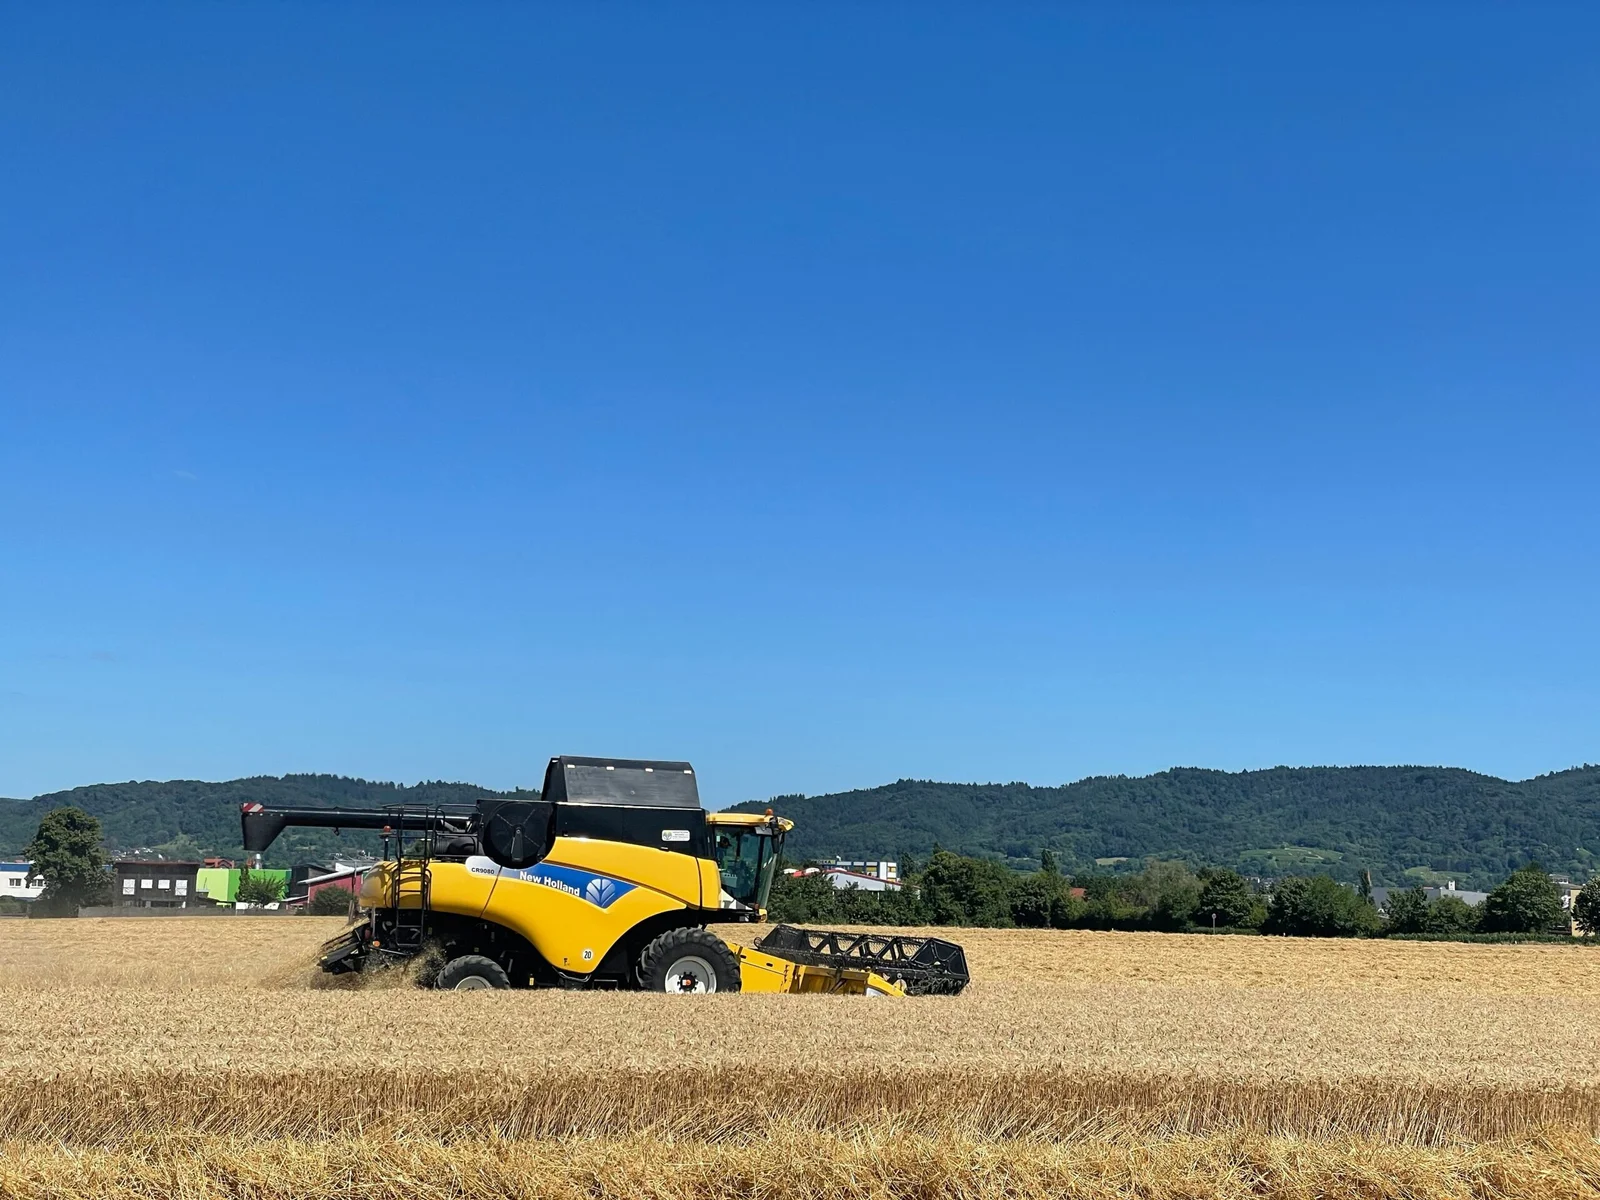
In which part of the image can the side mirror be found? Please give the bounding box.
[477,800,556,869]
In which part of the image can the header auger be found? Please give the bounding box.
[241,755,970,997]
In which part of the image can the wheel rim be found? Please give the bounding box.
[664,954,718,993]
[453,975,494,991]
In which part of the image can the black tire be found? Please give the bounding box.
[436,954,511,991]
[637,927,741,994]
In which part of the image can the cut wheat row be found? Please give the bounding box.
[4,1067,1598,1145]
[6,1129,1600,1200]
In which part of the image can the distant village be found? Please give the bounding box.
[0,854,374,914]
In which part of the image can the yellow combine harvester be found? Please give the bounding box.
[241,755,968,996]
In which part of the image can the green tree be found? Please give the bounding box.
[1067,872,1145,930]
[308,886,357,917]
[1480,864,1563,934]
[919,850,1013,926]
[1130,860,1202,931]
[236,868,286,906]
[1196,868,1262,929]
[1573,880,1600,937]
[1425,894,1480,935]
[766,869,844,924]
[24,807,108,916]
[1039,848,1058,876]
[1007,872,1062,928]
[1263,875,1381,938]
[1382,886,1431,935]
[1048,889,1087,929]
[836,877,930,925]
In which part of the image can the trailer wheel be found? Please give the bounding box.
[436,954,511,991]
[637,928,741,994]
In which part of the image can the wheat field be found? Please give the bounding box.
[3,917,1600,1198]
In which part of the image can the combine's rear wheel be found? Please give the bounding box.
[436,954,511,991]
[637,928,741,994]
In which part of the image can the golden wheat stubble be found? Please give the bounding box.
[3,916,1600,1199]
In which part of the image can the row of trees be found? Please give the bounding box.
[21,803,1600,938]
[768,851,1270,932]
[1380,868,1578,937]
[769,850,1598,939]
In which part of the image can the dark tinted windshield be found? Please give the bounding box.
[714,827,782,909]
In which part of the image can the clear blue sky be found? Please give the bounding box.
[2,6,1596,806]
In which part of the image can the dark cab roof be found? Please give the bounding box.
[541,756,701,810]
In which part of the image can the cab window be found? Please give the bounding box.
[716,829,761,906]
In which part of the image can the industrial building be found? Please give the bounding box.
[111,860,202,908]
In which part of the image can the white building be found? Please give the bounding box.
[786,860,905,892]
[0,862,44,901]
[829,859,899,883]
[1371,880,1491,911]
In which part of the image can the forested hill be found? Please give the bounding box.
[731,765,1600,890]
[0,776,525,867]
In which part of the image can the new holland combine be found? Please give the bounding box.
[242,755,969,996]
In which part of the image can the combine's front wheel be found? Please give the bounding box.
[637,928,741,994]
[436,954,511,991]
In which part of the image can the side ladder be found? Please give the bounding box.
[380,806,433,959]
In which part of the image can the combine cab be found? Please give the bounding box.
[242,755,969,997]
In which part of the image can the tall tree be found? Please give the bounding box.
[1425,894,1480,935]
[1480,864,1563,934]
[1381,886,1431,935]
[1197,868,1263,929]
[25,807,108,916]
[1007,872,1061,928]
[1127,860,1202,931]
[920,850,1013,927]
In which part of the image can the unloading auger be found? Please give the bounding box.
[241,755,970,997]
